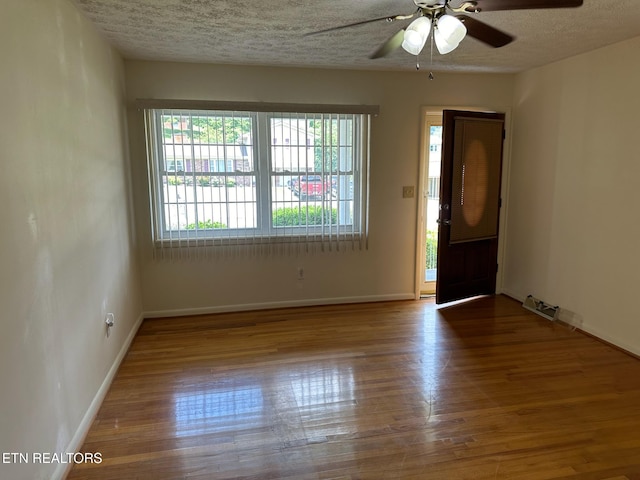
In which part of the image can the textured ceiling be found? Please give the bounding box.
[71,0,640,73]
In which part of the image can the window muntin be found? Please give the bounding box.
[148,109,367,247]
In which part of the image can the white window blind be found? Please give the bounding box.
[143,106,371,259]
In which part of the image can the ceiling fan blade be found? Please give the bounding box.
[305,12,416,36]
[471,0,582,12]
[370,29,406,59]
[457,15,514,47]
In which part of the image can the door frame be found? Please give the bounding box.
[414,105,513,301]
[417,113,443,296]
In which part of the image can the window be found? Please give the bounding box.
[144,106,371,257]
[166,159,184,172]
[427,176,440,200]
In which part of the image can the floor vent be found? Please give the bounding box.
[523,295,559,321]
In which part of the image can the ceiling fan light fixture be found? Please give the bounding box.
[401,16,431,55]
[434,14,467,54]
[434,32,457,54]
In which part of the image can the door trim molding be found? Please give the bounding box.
[415,105,513,301]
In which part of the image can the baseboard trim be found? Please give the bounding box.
[500,289,525,303]
[574,323,640,359]
[53,312,144,480]
[143,293,416,319]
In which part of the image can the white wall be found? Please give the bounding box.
[504,36,640,354]
[124,62,515,314]
[0,1,143,479]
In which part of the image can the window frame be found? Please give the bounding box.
[143,105,373,252]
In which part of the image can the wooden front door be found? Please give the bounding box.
[436,110,505,304]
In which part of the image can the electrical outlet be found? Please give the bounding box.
[402,186,415,198]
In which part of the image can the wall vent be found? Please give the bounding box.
[523,295,559,321]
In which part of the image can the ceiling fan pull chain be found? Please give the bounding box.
[429,31,435,80]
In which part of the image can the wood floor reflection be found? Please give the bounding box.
[67,295,640,479]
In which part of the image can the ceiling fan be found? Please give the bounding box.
[307,0,584,59]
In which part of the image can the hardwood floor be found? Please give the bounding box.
[67,295,640,479]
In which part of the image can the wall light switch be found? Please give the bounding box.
[402,186,415,198]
